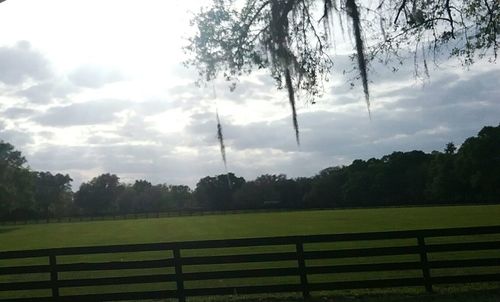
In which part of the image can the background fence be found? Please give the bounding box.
[1,225,500,301]
[2,203,497,226]
[0,208,305,226]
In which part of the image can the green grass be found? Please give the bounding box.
[2,204,500,251]
[1,204,499,301]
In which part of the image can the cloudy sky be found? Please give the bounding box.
[0,0,499,189]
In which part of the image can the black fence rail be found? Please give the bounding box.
[1,225,500,301]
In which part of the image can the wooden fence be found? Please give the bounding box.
[1,225,500,301]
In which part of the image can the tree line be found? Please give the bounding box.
[1,124,499,220]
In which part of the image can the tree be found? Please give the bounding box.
[194,173,245,210]
[455,124,500,202]
[74,173,122,215]
[185,0,499,141]
[426,148,460,203]
[233,174,284,209]
[305,166,347,207]
[168,185,193,209]
[0,141,34,218]
[33,172,73,220]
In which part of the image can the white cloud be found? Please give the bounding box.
[68,64,124,88]
[0,41,52,85]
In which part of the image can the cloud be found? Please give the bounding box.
[17,80,77,104]
[168,73,276,107]
[0,128,34,147]
[132,99,177,116]
[184,64,500,177]
[0,41,52,85]
[26,142,221,188]
[1,107,38,119]
[68,64,124,88]
[32,99,130,127]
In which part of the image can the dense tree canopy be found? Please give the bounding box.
[0,124,498,221]
[33,172,73,220]
[185,0,499,141]
[75,174,123,215]
[0,141,33,217]
[194,173,246,210]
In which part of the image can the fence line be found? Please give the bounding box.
[0,208,292,226]
[1,225,500,301]
[2,203,499,226]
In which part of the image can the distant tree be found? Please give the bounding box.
[75,173,122,215]
[444,142,457,154]
[234,174,311,209]
[169,185,193,209]
[233,174,283,209]
[33,172,73,220]
[114,182,194,214]
[376,151,431,204]
[0,141,34,219]
[132,180,155,212]
[133,180,152,193]
[305,166,347,208]
[425,143,461,202]
[341,159,375,206]
[455,124,500,202]
[116,184,137,214]
[194,173,245,210]
[152,184,176,211]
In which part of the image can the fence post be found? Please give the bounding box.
[296,242,310,299]
[417,236,433,293]
[173,248,186,302]
[49,253,59,299]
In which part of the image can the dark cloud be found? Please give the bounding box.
[68,64,124,88]
[0,41,52,85]
[0,128,34,147]
[32,99,130,127]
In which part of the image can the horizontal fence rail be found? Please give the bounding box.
[0,225,499,301]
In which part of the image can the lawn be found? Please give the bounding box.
[1,204,500,251]
[1,204,499,301]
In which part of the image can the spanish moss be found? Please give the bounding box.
[346,0,370,117]
[216,110,227,171]
[285,67,300,145]
[216,109,232,188]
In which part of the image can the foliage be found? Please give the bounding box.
[194,172,246,210]
[33,172,73,220]
[455,125,500,202]
[117,182,193,214]
[0,141,34,218]
[185,0,499,140]
[74,173,122,215]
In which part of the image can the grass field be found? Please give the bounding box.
[1,204,500,301]
[2,204,500,251]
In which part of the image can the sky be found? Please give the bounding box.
[0,0,499,189]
